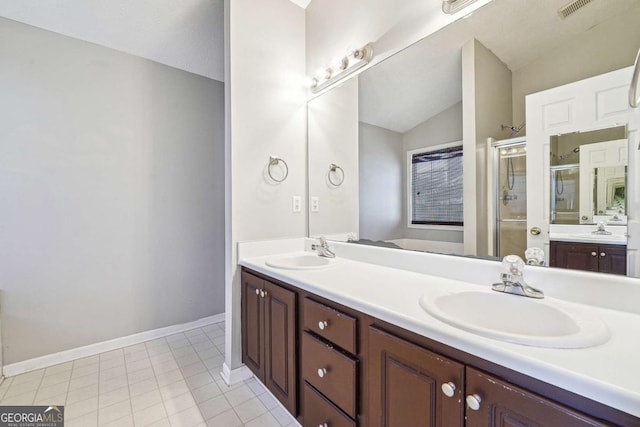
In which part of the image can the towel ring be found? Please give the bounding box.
[328,163,344,186]
[268,156,289,182]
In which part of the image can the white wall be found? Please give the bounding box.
[308,79,359,238]
[225,0,306,375]
[359,122,403,241]
[512,5,640,129]
[462,39,512,256]
[0,18,225,364]
[0,0,224,81]
[402,102,464,243]
[305,0,491,82]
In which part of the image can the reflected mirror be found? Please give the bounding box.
[550,126,628,225]
[307,0,640,271]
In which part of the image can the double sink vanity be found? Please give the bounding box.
[238,238,640,427]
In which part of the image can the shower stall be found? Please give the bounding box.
[491,137,527,258]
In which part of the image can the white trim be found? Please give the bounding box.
[406,140,464,230]
[3,313,225,377]
[220,362,253,385]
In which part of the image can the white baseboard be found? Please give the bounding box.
[3,313,225,377]
[220,362,253,385]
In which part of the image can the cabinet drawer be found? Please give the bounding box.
[303,382,355,427]
[302,332,357,418]
[303,297,357,354]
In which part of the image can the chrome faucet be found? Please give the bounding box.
[492,255,544,299]
[592,221,612,235]
[311,237,336,258]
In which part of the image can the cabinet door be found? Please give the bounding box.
[550,241,599,272]
[465,368,607,427]
[241,272,264,381]
[368,326,464,427]
[264,280,297,414]
[598,245,627,275]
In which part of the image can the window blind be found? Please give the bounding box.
[411,146,463,225]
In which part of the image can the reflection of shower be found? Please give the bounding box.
[502,153,516,205]
[555,170,564,195]
[555,146,580,162]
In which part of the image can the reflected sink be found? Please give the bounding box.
[419,290,609,348]
[265,254,331,270]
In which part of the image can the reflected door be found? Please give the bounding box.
[494,141,527,258]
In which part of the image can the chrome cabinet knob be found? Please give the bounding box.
[529,227,541,235]
[319,424,328,427]
[255,288,260,295]
[441,382,456,397]
[318,320,328,330]
[591,252,597,257]
[466,394,482,411]
[317,367,328,378]
[600,252,606,257]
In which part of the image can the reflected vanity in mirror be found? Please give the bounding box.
[307,0,640,277]
[550,125,628,225]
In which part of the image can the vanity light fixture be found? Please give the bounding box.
[306,44,374,94]
[442,0,479,14]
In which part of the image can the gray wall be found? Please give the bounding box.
[359,122,403,241]
[0,18,225,364]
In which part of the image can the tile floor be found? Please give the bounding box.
[0,322,299,427]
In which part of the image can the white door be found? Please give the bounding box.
[526,66,640,275]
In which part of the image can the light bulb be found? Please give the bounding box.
[303,76,318,89]
[331,57,349,71]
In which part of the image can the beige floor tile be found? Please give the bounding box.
[270,406,296,426]
[155,369,184,388]
[44,362,73,377]
[192,340,216,352]
[245,378,266,396]
[66,409,98,427]
[168,405,205,427]
[99,365,127,382]
[180,362,207,378]
[0,389,36,405]
[191,382,222,404]
[197,395,231,420]
[34,381,69,401]
[97,399,132,425]
[223,383,255,407]
[100,375,128,394]
[168,339,191,350]
[39,369,72,388]
[153,359,180,375]
[244,411,282,427]
[101,414,134,427]
[73,355,99,368]
[129,377,158,397]
[175,352,201,368]
[124,348,149,363]
[149,352,175,366]
[100,349,124,361]
[4,379,41,398]
[67,383,99,404]
[164,391,197,416]
[257,392,278,410]
[234,396,268,423]
[100,357,125,371]
[172,346,196,359]
[132,402,167,426]
[146,344,172,357]
[123,343,147,355]
[11,369,44,385]
[202,356,224,371]
[126,358,152,374]
[130,388,163,413]
[69,372,99,391]
[98,385,130,408]
[147,417,171,427]
[159,380,189,401]
[72,363,100,379]
[185,372,213,391]
[204,408,242,427]
[127,366,156,385]
[66,396,99,419]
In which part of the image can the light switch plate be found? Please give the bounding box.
[292,196,301,213]
[311,196,319,212]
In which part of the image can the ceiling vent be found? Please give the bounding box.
[558,0,594,19]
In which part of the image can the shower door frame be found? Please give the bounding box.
[491,137,527,258]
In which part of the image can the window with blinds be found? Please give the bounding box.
[411,145,463,226]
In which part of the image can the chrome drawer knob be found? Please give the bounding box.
[466,394,482,411]
[441,382,456,397]
[319,424,328,427]
[318,320,328,330]
[600,252,606,257]
[591,252,597,257]
[255,288,260,295]
[317,367,328,378]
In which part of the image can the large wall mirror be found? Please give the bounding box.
[308,0,640,275]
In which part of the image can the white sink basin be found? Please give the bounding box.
[419,290,609,348]
[265,254,331,270]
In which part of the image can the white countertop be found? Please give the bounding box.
[239,242,640,418]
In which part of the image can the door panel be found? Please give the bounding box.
[241,272,264,380]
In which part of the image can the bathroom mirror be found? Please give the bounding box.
[308,0,640,261]
[550,126,628,225]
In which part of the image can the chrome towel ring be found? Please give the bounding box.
[268,156,289,182]
[328,163,344,186]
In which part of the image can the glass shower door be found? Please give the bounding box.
[494,141,527,258]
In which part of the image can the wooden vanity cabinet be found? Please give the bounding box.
[465,368,607,427]
[241,271,297,414]
[550,241,626,275]
[368,326,464,427]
